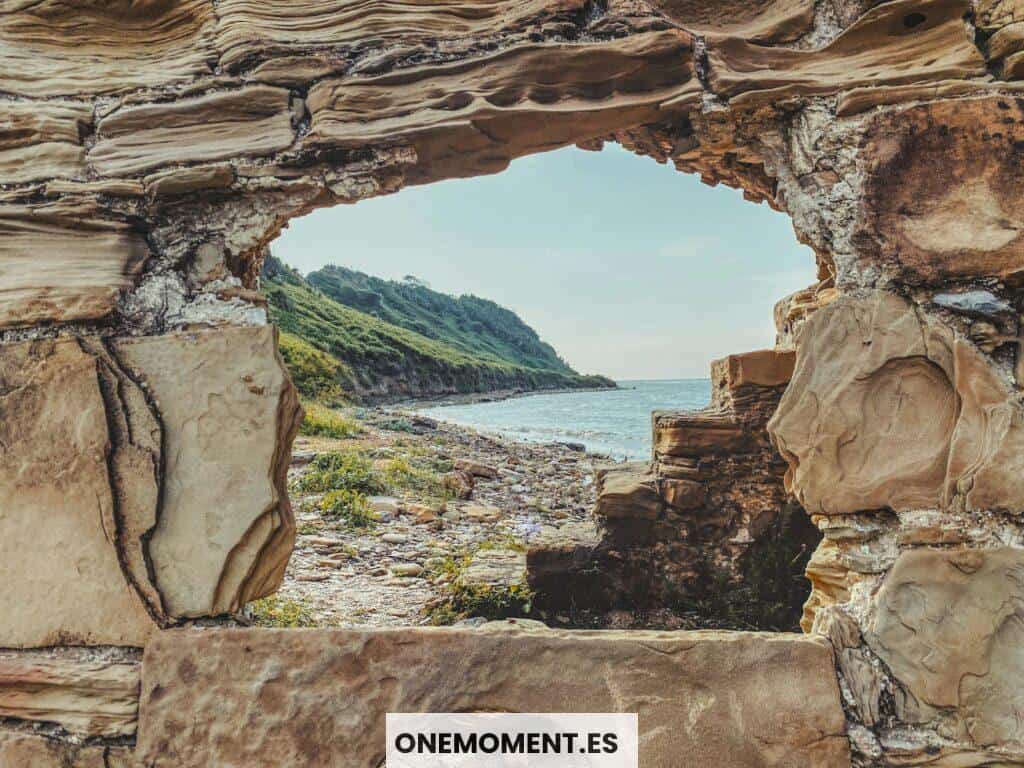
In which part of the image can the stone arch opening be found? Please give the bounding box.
[3,0,1024,765]
[262,141,823,633]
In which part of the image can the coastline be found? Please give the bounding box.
[395,382,624,410]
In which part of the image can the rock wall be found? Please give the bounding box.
[2,0,1024,765]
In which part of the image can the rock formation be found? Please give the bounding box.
[2,0,1024,764]
[0,327,300,647]
[529,348,820,629]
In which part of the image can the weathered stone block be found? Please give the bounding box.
[712,348,796,391]
[653,410,753,458]
[0,202,150,328]
[137,627,850,768]
[594,462,663,520]
[113,326,302,618]
[866,547,1024,752]
[769,292,1024,516]
[0,326,301,647]
[0,652,140,738]
[0,339,158,647]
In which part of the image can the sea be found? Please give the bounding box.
[420,379,712,461]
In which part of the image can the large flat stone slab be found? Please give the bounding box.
[137,627,850,768]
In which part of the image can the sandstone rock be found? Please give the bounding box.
[90,86,296,176]
[307,31,700,181]
[137,628,849,768]
[460,548,527,589]
[0,732,135,768]
[653,410,753,458]
[114,326,302,618]
[144,164,236,197]
[647,0,814,42]
[389,564,423,578]
[0,339,157,647]
[0,326,302,646]
[660,477,706,510]
[770,292,1024,516]
[707,0,986,106]
[0,101,90,184]
[453,458,498,479]
[866,547,1024,751]
[712,349,796,391]
[0,202,149,328]
[859,96,1024,284]
[594,463,661,520]
[0,0,215,97]
[461,504,503,523]
[213,0,589,71]
[0,652,140,737]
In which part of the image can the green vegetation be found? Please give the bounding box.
[379,456,452,501]
[249,596,318,628]
[307,264,577,373]
[426,543,535,625]
[296,451,384,495]
[318,489,378,529]
[300,402,363,439]
[294,447,453,507]
[278,332,353,405]
[262,254,614,402]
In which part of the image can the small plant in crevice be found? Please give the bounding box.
[318,489,379,529]
[425,546,534,626]
[248,596,318,628]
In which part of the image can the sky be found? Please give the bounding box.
[273,144,816,380]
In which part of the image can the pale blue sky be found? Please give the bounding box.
[274,144,815,379]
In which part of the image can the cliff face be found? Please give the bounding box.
[3,0,1024,765]
[262,255,614,402]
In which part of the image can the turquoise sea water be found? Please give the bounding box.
[420,379,712,461]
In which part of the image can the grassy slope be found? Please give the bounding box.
[263,256,614,403]
[307,264,575,374]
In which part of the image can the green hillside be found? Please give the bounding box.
[306,264,574,374]
[262,255,614,403]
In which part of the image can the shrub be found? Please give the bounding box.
[249,596,317,628]
[318,489,378,528]
[300,402,363,439]
[296,451,385,494]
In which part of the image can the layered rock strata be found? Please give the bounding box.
[529,349,820,626]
